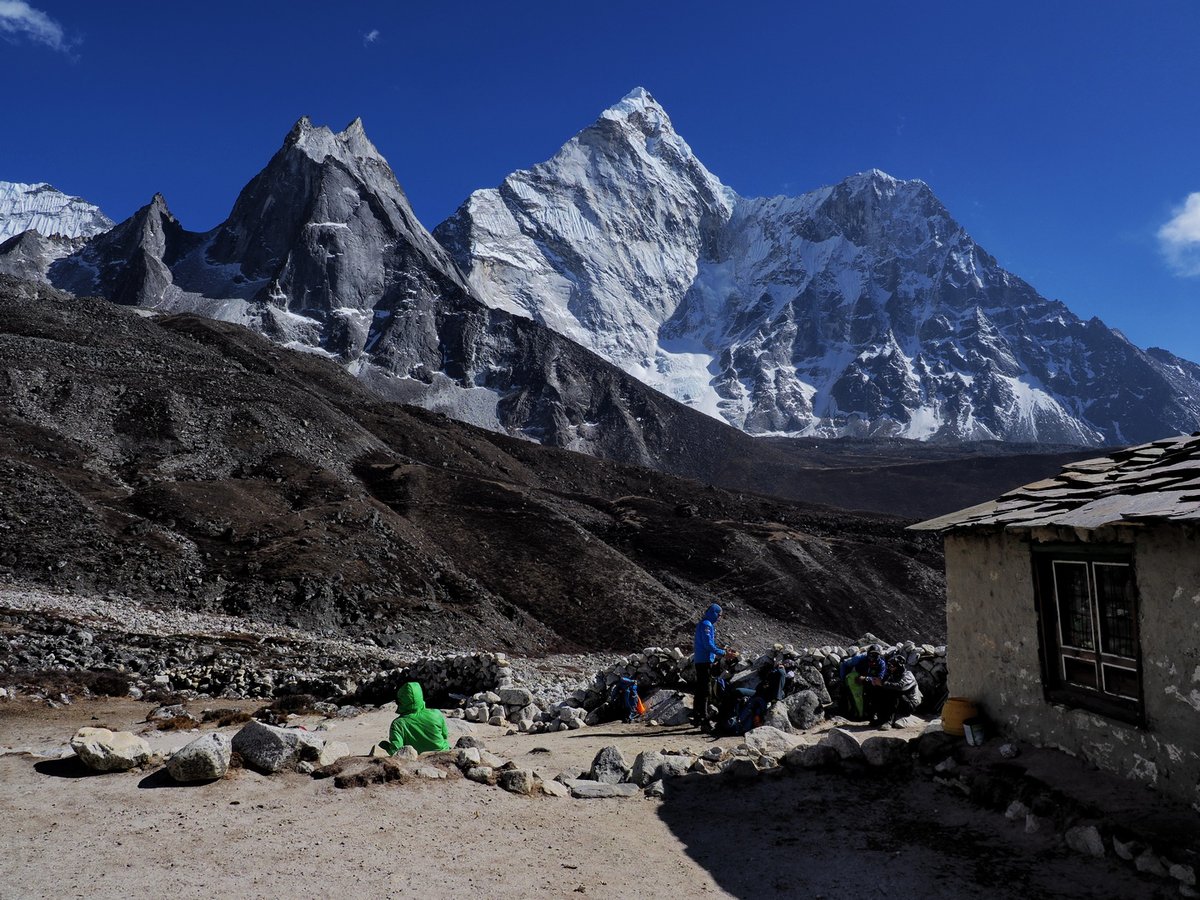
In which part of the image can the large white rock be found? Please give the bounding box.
[166,733,232,782]
[744,726,802,755]
[70,727,151,772]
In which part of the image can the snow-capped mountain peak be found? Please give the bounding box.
[0,181,113,242]
[601,86,671,129]
[435,90,1200,446]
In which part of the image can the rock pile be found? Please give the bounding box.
[391,637,948,737]
[351,652,514,706]
[507,636,949,734]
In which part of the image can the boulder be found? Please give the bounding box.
[861,736,911,768]
[589,746,630,784]
[762,703,795,734]
[565,780,641,799]
[166,733,231,782]
[782,690,822,730]
[317,741,350,767]
[644,779,665,798]
[445,718,476,738]
[231,721,324,774]
[659,755,693,779]
[641,691,693,726]
[457,747,482,767]
[454,735,486,750]
[818,728,865,763]
[498,768,536,795]
[478,750,508,768]
[793,667,832,706]
[497,687,534,707]
[540,779,570,798]
[744,726,800,755]
[70,728,151,772]
[631,751,665,787]
[1064,825,1105,859]
[465,766,495,785]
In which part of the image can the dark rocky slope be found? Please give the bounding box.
[0,277,946,653]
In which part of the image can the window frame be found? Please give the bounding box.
[1031,545,1145,727]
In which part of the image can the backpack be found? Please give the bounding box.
[718,687,766,736]
[607,676,642,723]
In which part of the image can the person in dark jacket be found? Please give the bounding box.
[379,681,450,755]
[838,644,887,720]
[692,603,727,733]
[864,655,923,728]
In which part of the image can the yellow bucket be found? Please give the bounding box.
[941,697,979,736]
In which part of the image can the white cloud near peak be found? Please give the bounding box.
[1159,192,1200,277]
[0,0,66,51]
[363,28,380,46]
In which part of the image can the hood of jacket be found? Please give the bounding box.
[703,603,722,624]
[395,682,427,716]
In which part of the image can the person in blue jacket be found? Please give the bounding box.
[838,644,887,720]
[692,603,727,733]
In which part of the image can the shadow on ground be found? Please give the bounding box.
[33,757,99,779]
[654,768,1168,900]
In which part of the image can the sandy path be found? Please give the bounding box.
[0,700,1167,900]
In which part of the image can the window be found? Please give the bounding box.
[1032,549,1143,724]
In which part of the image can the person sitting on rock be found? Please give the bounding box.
[692,603,728,733]
[838,644,886,721]
[756,657,793,704]
[863,654,922,729]
[379,681,450,755]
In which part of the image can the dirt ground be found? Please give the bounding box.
[0,699,1171,900]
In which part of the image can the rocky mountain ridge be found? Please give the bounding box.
[0,277,947,652]
[0,118,775,477]
[436,88,1200,446]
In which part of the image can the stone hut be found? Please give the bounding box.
[913,432,1200,810]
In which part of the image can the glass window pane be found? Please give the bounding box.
[1102,664,1139,700]
[1095,563,1137,659]
[1053,562,1095,650]
[1063,656,1099,689]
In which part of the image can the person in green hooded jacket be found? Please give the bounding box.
[379,681,450,755]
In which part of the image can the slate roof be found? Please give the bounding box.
[911,433,1200,532]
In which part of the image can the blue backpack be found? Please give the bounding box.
[719,687,766,736]
[608,677,641,723]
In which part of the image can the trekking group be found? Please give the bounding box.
[690,604,922,736]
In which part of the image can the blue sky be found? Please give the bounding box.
[2,1,1198,362]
